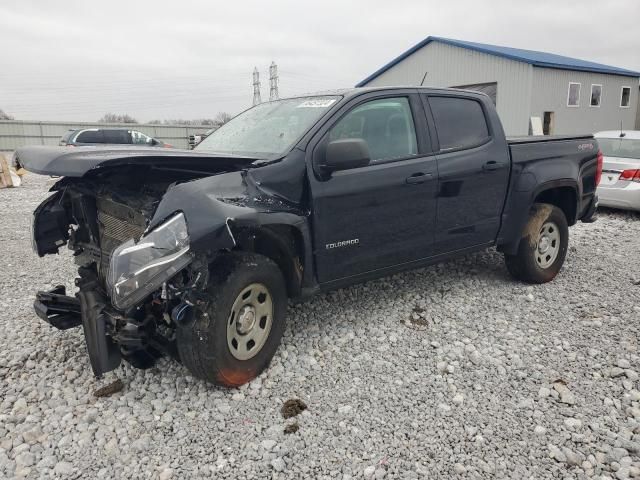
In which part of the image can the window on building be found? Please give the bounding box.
[590,84,602,107]
[429,96,490,151]
[620,87,631,108]
[75,130,104,143]
[567,83,581,107]
[329,97,418,163]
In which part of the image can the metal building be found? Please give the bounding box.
[356,37,640,136]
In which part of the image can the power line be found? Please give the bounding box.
[269,62,279,101]
[252,67,262,106]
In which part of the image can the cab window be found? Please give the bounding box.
[329,97,418,163]
[428,96,490,151]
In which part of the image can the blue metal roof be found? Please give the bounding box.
[356,36,640,87]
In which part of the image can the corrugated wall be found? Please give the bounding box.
[0,121,213,151]
[361,41,534,135]
[530,68,639,135]
[636,86,640,129]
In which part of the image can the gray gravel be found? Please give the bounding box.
[1,174,640,479]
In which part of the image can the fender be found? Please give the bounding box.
[148,169,316,291]
[498,177,579,255]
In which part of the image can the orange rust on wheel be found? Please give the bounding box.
[217,368,255,387]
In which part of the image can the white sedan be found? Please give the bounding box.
[595,130,640,212]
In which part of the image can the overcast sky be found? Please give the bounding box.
[1,0,638,122]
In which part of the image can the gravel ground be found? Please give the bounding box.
[1,174,639,480]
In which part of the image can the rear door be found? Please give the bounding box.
[308,91,439,283]
[422,94,510,253]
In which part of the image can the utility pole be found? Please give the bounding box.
[252,67,262,106]
[269,62,279,101]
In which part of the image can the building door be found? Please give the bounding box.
[543,112,554,135]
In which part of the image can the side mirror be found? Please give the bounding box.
[150,138,159,146]
[323,138,371,172]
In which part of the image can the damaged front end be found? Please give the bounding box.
[32,174,212,376]
[25,147,264,377]
[22,143,311,379]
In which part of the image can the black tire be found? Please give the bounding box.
[176,252,287,387]
[504,203,569,284]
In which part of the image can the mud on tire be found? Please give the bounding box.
[176,252,287,387]
[504,203,569,284]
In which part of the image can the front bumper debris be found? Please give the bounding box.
[34,286,82,330]
[34,283,122,377]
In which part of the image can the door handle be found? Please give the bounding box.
[406,172,433,184]
[482,161,505,171]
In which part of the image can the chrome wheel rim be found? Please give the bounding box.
[536,221,560,269]
[227,283,273,360]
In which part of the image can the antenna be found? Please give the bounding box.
[252,67,262,106]
[420,71,428,86]
[269,62,279,101]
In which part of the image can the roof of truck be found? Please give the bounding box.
[356,37,640,87]
[279,85,489,100]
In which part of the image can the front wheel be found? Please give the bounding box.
[177,252,287,387]
[504,203,569,284]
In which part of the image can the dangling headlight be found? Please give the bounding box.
[108,213,192,310]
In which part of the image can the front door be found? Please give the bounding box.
[308,94,439,283]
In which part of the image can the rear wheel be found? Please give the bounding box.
[504,203,569,284]
[177,252,287,387]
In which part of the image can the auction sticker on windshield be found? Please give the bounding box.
[297,99,337,108]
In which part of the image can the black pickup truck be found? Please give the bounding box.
[18,87,601,387]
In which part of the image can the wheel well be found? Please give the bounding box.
[230,225,305,298]
[534,187,577,225]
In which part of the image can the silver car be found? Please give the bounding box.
[595,130,640,211]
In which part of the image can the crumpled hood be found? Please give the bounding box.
[15,145,258,177]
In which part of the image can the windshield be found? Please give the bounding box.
[597,138,640,160]
[195,96,340,157]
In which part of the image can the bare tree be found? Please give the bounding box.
[157,118,216,126]
[99,113,138,124]
[212,112,232,129]
[0,109,14,120]
[142,113,232,127]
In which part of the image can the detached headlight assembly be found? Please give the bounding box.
[108,213,192,310]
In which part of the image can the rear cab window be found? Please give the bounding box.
[75,130,104,143]
[426,96,491,151]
